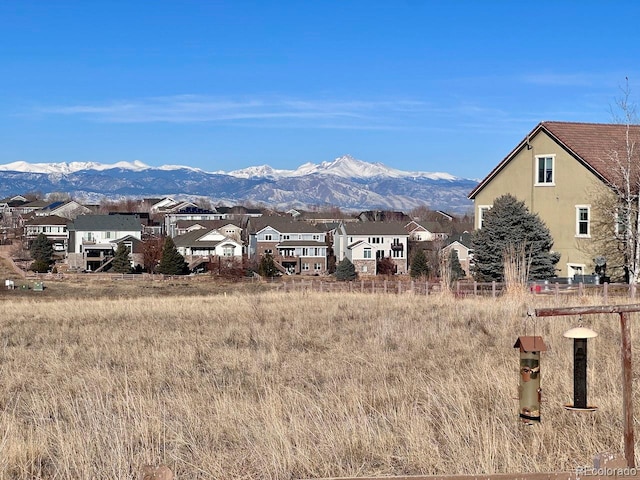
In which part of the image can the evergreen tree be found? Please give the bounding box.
[157,237,188,275]
[410,249,429,278]
[335,258,357,281]
[111,243,132,273]
[472,194,560,282]
[30,233,53,263]
[29,233,53,272]
[448,249,466,281]
[258,253,279,277]
[376,257,396,275]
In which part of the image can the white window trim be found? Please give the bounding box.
[535,154,556,186]
[567,263,586,279]
[477,205,492,229]
[575,204,591,238]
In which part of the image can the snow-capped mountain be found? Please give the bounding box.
[0,155,478,213]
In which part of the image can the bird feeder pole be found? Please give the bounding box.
[534,304,640,468]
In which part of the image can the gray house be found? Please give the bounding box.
[67,215,143,271]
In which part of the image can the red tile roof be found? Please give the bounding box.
[469,121,640,199]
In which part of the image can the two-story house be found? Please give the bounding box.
[173,228,244,271]
[35,200,92,220]
[404,220,449,242]
[441,232,473,277]
[67,214,143,271]
[334,221,409,275]
[248,216,328,275]
[468,121,640,279]
[23,215,70,251]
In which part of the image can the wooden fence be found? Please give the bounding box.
[281,279,640,301]
[19,272,640,300]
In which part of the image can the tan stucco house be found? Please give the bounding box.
[469,121,640,279]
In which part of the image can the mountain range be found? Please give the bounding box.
[0,155,478,213]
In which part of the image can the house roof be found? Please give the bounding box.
[173,228,241,248]
[25,215,70,226]
[342,221,408,236]
[469,121,640,199]
[176,219,241,230]
[249,216,324,234]
[70,214,142,232]
[444,232,473,249]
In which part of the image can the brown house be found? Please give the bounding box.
[469,121,640,279]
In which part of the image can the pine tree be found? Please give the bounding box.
[410,249,429,278]
[258,253,279,277]
[448,249,465,281]
[335,258,357,281]
[29,233,53,272]
[30,233,53,263]
[157,237,188,275]
[472,194,560,282]
[111,243,132,273]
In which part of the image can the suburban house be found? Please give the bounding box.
[174,220,243,241]
[23,215,70,251]
[468,121,640,279]
[35,200,92,219]
[441,232,473,276]
[248,216,328,275]
[67,214,143,271]
[334,221,409,275]
[173,228,244,271]
[164,206,225,237]
[404,220,449,242]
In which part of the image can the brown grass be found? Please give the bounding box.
[0,284,636,479]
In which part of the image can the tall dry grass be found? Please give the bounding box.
[0,288,637,479]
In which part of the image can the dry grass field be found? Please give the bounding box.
[0,278,637,479]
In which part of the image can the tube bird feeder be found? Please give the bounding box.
[514,336,547,424]
[563,326,598,411]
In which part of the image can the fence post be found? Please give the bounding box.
[579,282,584,296]
[384,280,388,294]
[492,281,496,298]
[604,282,608,303]
[426,280,429,296]
[555,282,559,298]
[474,281,477,296]
[398,281,402,294]
[632,283,637,300]
[456,281,460,296]
[361,280,364,293]
[371,280,375,293]
[411,280,415,294]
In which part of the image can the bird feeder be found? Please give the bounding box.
[514,336,547,424]
[563,326,598,411]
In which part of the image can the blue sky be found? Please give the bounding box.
[1,1,639,179]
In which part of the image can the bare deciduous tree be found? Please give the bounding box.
[602,80,640,283]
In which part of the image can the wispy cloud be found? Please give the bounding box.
[35,95,431,128]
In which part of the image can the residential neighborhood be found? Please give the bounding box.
[0,191,472,278]
[5,121,640,287]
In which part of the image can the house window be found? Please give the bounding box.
[391,249,403,258]
[264,249,272,254]
[314,263,322,270]
[302,263,309,271]
[362,265,368,273]
[363,248,372,259]
[536,155,555,185]
[477,205,492,229]
[264,234,272,241]
[568,263,585,279]
[223,246,234,257]
[576,205,590,237]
